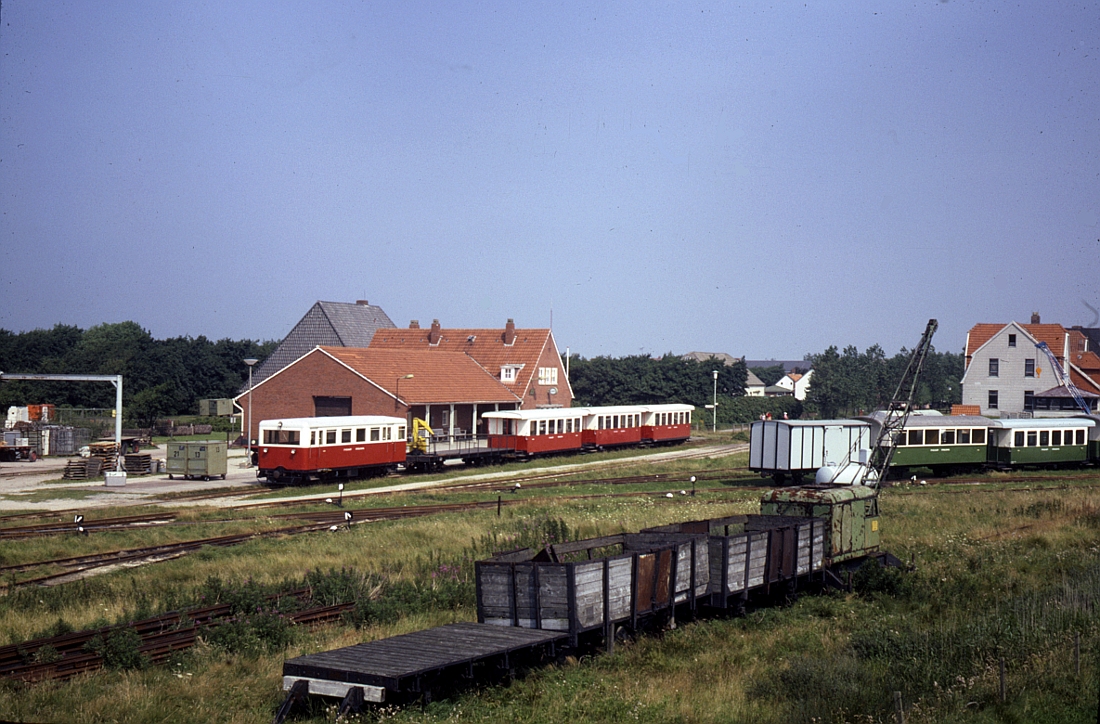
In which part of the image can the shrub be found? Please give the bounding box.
[84,628,148,671]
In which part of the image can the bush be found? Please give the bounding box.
[84,628,148,671]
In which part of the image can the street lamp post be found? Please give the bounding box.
[395,373,414,411]
[243,358,258,467]
[712,370,719,433]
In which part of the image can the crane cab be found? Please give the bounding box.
[760,485,881,565]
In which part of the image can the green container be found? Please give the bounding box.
[760,485,880,564]
[166,441,227,480]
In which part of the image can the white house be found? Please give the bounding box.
[774,370,813,401]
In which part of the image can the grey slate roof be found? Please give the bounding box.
[246,301,396,387]
[682,351,742,366]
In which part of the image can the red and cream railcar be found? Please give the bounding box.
[256,415,407,485]
[481,408,586,456]
[641,404,694,444]
[581,405,645,450]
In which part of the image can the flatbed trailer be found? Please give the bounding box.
[0,443,36,462]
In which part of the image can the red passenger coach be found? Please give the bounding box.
[581,405,645,450]
[482,409,585,456]
[641,404,694,444]
[256,415,407,485]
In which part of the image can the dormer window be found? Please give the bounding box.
[501,364,524,383]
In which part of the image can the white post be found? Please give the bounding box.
[712,370,719,433]
[114,375,123,471]
[244,359,258,467]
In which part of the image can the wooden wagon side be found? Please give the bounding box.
[475,532,708,647]
[643,515,826,610]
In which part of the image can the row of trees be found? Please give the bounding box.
[0,323,275,424]
[804,345,963,418]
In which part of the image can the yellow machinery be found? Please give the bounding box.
[409,417,433,454]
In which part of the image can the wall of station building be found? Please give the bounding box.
[522,342,571,409]
[240,352,401,444]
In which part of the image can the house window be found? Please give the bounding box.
[1008,334,1016,347]
[988,358,999,377]
[1023,391,1034,410]
[538,367,558,385]
[1024,359,1035,377]
[988,390,998,409]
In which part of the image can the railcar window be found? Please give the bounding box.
[942,430,955,444]
[925,430,939,445]
[894,432,906,446]
[310,431,316,446]
[263,430,300,445]
[613,415,620,428]
[398,426,406,440]
[341,430,352,443]
[973,429,985,444]
[1027,431,1037,446]
[908,430,923,445]
[1052,431,1061,445]
[370,428,380,441]
[384,427,393,440]
[958,429,970,444]
[1077,430,1085,445]
[326,430,336,445]
[540,420,547,435]
[1014,431,1025,447]
[1039,431,1049,446]
[356,428,366,442]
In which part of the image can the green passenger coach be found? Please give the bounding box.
[989,418,1095,466]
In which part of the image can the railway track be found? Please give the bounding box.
[0,512,177,540]
[0,590,353,683]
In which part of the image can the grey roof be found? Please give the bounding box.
[744,359,810,373]
[247,301,396,387]
[682,351,741,366]
[745,369,764,387]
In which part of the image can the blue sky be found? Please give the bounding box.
[2,2,1097,360]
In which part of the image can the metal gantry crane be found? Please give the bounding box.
[860,318,939,489]
[1034,341,1092,414]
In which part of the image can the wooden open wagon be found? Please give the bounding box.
[643,514,826,611]
[475,531,709,649]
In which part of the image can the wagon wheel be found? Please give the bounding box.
[202,475,210,481]
[28,450,37,462]
[168,474,174,480]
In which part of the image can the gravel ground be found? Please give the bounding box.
[0,441,748,512]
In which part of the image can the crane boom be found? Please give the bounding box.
[861,319,938,489]
[1034,341,1091,414]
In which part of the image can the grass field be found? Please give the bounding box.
[1,447,1097,723]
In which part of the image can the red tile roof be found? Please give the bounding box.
[965,322,1073,367]
[321,347,521,405]
[950,404,982,416]
[370,326,560,397]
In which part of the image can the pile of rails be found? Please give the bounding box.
[1,590,352,683]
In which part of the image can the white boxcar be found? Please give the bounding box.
[749,419,872,483]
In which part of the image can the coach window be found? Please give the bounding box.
[988,358,999,377]
[988,390,998,409]
[341,430,352,443]
[370,428,380,442]
[894,432,906,446]
[958,429,970,444]
[326,430,337,445]
[1039,430,1049,446]
[941,430,955,444]
[1077,430,1086,445]
[541,420,548,435]
[1014,431,1025,447]
[310,431,316,445]
[356,428,366,442]
[1024,359,1036,377]
[1027,431,1037,446]
[973,428,985,444]
[905,430,920,445]
[1052,430,1061,445]
[383,427,392,441]
[925,430,939,445]
[398,426,406,440]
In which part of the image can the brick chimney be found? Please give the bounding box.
[409,320,420,329]
[503,318,516,345]
[429,319,442,345]
[1031,312,1041,324]
[356,300,369,305]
